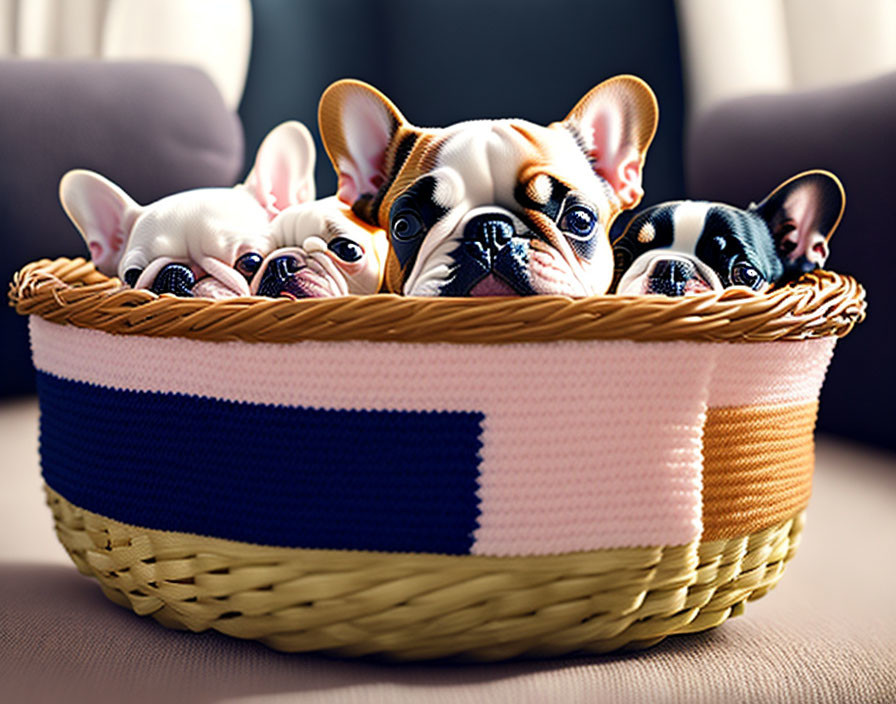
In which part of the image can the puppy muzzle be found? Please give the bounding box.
[255,251,346,299]
[256,255,303,298]
[617,251,721,296]
[439,213,534,296]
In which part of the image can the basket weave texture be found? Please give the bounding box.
[10,258,866,660]
[48,487,803,661]
[10,258,864,343]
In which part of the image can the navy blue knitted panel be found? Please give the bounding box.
[36,372,484,554]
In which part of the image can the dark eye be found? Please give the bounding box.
[731,262,765,290]
[328,237,364,262]
[391,211,424,241]
[123,268,143,287]
[235,252,263,279]
[559,205,596,239]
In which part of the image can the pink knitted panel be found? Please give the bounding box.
[709,338,836,409]
[30,318,715,554]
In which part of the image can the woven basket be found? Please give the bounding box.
[10,258,865,661]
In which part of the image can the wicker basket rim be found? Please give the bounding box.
[10,257,866,344]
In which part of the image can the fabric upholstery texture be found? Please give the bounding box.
[1,399,894,702]
[0,59,244,397]
[686,71,896,450]
[676,0,896,115]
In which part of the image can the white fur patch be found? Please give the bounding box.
[671,201,711,253]
[403,120,611,295]
[431,168,465,210]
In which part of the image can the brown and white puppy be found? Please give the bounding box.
[250,196,388,298]
[317,76,658,296]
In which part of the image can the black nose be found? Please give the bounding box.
[268,255,303,281]
[151,263,195,297]
[462,215,514,264]
[256,255,304,298]
[646,259,696,296]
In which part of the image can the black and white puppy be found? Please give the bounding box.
[612,170,845,295]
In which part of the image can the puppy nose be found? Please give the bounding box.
[646,259,695,296]
[151,263,195,297]
[270,255,303,281]
[463,215,514,260]
[255,255,305,298]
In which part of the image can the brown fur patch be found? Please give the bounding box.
[376,131,449,227]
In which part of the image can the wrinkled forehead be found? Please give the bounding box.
[385,119,606,213]
[276,198,382,243]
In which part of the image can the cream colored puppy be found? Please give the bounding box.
[251,197,388,298]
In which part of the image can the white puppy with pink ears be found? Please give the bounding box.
[59,121,317,298]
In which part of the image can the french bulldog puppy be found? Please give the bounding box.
[59,121,316,297]
[612,170,845,296]
[250,196,388,298]
[317,76,658,296]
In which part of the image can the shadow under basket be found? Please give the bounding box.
[10,258,866,661]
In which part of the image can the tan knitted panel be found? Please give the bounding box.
[703,403,818,540]
[47,486,804,661]
[10,258,865,344]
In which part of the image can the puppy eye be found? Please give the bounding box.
[328,237,364,262]
[391,211,424,241]
[123,268,143,287]
[731,262,765,290]
[235,252,263,279]
[559,206,596,239]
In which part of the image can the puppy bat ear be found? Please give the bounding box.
[752,170,845,274]
[59,169,142,277]
[562,75,659,210]
[244,120,316,219]
[318,80,409,212]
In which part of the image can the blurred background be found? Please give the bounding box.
[1,0,894,450]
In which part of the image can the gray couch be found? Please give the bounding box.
[0,59,243,396]
[686,71,896,450]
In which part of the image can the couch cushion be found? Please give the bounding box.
[686,72,896,450]
[0,59,243,396]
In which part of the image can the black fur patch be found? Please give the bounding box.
[696,208,782,285]
[388,175,448,275]
[612,204,676,284]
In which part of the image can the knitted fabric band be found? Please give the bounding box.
[30,317,835,554]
